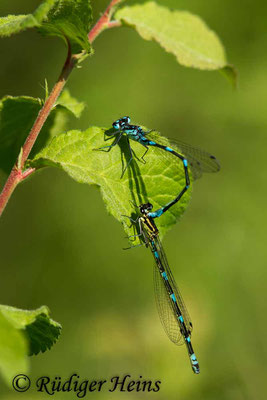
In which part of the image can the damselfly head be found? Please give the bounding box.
[139,202,153,214]
[112,116,130,130]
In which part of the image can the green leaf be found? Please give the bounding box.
[0,91,84,174]
[0,0,92,55]
[0,305,62,356]
[39,0,93,54]
[0,304,61,385]
[115,1,232,72]
[0,0,57,37]
[56,88,85,118]
[30,127,191,241]
[0,312,28,385]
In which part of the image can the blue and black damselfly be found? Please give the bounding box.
[125,202,200,374]
[97,116,220,217]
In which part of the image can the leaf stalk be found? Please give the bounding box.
[88,0,122,42]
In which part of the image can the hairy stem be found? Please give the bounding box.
[0,0,122,218]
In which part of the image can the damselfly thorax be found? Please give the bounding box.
[140,215,158,240]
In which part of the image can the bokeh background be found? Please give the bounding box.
[0,0,266,399]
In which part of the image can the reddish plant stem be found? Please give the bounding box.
[0,167,37,214]
[88,0,122,42]
[0,45,76,217]
[0,0,122,218]
[21,168,36,180]
[21,46,75,167]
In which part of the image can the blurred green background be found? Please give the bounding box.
[0,0,266,399]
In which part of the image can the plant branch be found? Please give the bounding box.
[22,45,75,167]
[88,0,122,42]
[0,42,76,217]
[0,0,123,218]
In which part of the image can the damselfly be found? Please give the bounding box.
[125,202,200,374]
[97,116,220,218]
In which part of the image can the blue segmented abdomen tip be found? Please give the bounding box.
[183,159,188,167]
[190,353,200,374]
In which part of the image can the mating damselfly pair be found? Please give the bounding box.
[95,116,220,374]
